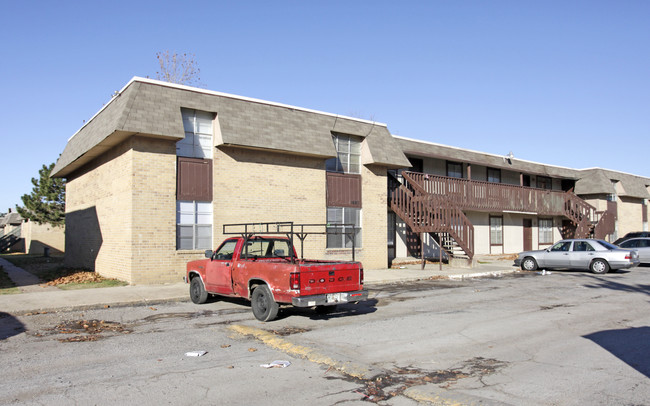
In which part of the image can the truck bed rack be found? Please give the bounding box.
[222,222,358,262]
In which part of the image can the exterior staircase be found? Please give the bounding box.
[0,227,21,252]
[389,171,617,261]
[389,172,474,260]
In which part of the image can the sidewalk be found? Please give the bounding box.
[0,256,518,315]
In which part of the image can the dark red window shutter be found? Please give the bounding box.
[326,172,362,208]
[177,157,213,201]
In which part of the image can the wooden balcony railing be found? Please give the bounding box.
[403,172,600,236]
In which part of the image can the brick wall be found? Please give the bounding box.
[65,139,134,280]
[22,222,65,255]
[65,137,390,285]
[617,196,645,238]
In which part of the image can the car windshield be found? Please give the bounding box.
[595,240,618,250]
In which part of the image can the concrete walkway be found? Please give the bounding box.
[0,257,58,293]
[0,256,519,315]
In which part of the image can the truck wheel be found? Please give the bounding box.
[190,277,208,304]
[251,285,279,322]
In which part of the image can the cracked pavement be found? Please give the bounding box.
[1,268,649,405]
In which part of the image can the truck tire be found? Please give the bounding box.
[190,277,208,304]
[251,285,279,322]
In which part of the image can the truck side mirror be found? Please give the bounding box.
[205,250,213,259]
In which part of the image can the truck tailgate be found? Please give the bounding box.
[298,261,361,295]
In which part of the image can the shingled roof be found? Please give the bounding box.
[575,168,650,198]
[396,136,650,198]
[395,136,578,179]
[52,77,410,177]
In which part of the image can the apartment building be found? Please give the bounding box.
[52,77,650,283]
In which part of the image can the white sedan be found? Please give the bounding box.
[514,239,640,274]
[617,238,650,264]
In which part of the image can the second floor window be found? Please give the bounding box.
[178,109,213,159]
[447,161,463,178]
[537,176,552,190]
[326,134,361,174]
[487,168,501,183]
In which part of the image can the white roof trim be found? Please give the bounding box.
[68,76,387,142]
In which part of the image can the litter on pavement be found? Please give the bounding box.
[185,351,207,357]
[260,360,291,368]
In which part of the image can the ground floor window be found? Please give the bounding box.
[177,201,212,250]
[539,218,553,244]
[327,207,362,248]
[490,216,503,246]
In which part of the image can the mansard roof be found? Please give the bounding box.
[52,77,410,177]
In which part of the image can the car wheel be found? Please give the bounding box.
[251,285,279,322]
[190,277,208,304]
[590,259,610,274]
[315,305,338,315]
[521,257,538,271]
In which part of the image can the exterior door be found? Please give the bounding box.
[523,219,533,251]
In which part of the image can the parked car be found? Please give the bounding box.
[617,238,650,264]
[514,239,640,274]
[614,231,650,246]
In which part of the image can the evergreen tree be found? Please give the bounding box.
[17,162,65,226]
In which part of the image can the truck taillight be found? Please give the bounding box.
[290,272,300,290]
[360,268,364,285]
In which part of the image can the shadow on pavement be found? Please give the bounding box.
[583,326,650,378]
[0,312,26,340]
[580,275,650,296]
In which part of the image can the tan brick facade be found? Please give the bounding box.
[65,138,134,281]
[65,137,389,284]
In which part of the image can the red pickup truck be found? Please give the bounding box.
[185,233,367,321]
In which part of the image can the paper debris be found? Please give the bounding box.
[185,351,207,357]
[260,360,291,368]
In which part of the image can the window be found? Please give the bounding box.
[537,176,552,190]
[447,161,463,178]
[551,241,571,251]
[177,201,212,250]
[242,239,292,259]
[539,218,553,244]
[387,212,396,246]
[489,216,503,246]
[326,134,361,174]
[327,207,361,248]
[573,241,595,251]
[178,109,213,158]
[487,168,501,183]
[212,239,237,260]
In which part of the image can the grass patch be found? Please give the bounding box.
[57,279,127,290]
[0,265,21,295]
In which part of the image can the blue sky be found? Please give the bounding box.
[1,1,648,213]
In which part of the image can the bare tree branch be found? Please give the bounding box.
[155,51,203,87]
